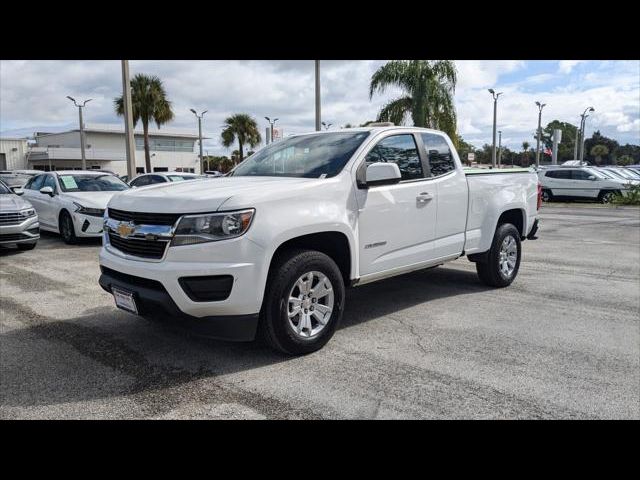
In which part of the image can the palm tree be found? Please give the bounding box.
[522,141,530,166]
[369,60,457,140]
[114,74,174,173]
[220,114,261,164]
[590,144,609,165]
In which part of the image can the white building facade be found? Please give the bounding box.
[0,138,30,170]
[26,123,203,175]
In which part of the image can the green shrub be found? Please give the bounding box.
[612,183,640,205]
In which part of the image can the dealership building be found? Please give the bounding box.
[3,123,204,175]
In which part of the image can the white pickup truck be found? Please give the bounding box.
[99,126,541,354]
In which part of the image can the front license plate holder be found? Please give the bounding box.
[112,287,138,314]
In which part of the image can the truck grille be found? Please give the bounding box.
[108,233,169,260]
[0,212,26,226]
[108,208,180,226]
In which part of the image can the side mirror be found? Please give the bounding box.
[12,187,25,196]
[40,186,54,196]
[588,175,596,181]
[365,162,401,187]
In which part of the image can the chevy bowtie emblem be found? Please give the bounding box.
[116,222,136,238]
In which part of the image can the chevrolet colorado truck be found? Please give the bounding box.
[99,126,541,354]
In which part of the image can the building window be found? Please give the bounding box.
[153,167,169,172]
[136,167,145,174]
[135,137,195,152]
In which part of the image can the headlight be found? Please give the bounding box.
[73,202,105,217]
[171,209,255,246]
[20,208,36,218]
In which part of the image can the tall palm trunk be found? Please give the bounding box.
[142,121,151,173]
[238,140,244,164]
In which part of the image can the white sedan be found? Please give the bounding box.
[21,170,130,244]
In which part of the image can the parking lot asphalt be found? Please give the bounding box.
[1,205,639,419]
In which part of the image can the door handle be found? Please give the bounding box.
[416,192,433,203]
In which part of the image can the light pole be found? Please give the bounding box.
[265,116,279,144]
[321,122,332,130]
[120,60,137,178]
[579,107,595,163]
[488,89,502,168]
[573,125,580,161]
[190,109,207,173]
[315,60,321,131]
[66,96,92,170]
[497,130,503,168]
[534,101,546,168]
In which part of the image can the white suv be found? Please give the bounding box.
[538,167,630,203]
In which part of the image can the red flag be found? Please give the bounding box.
[544,147,552,156]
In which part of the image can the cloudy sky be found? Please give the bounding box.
[1,60,638,155]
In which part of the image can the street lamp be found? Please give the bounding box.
[66,96,92,170]
[265,116,279,144]
[579,107,595,163]
[321,122,332,130]
[315,60,321,131]
[488,89,502,168]
[190,109,207,173]
[498,130,502,168]
[535,101,546,168]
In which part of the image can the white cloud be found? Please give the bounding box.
[558,60,585,74]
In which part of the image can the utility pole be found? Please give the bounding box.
[579,107,595,163]
[488,89,502,168]
[190,109,207,173]
[120,60,137,178]
[498,130,502,168]
[535,101,546,168]
[315,60,321,131]
[66,96,92,170]
[573,126,580,160]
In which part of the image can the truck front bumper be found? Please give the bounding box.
[98,266,259,341]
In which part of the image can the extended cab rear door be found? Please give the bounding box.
[419,133,468,258]
[354,132,438,276]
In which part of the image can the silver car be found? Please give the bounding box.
[0,180,39,250]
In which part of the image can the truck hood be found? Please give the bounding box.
[0,193,33,212]
[107,176,318,213]
[63,191,123,209]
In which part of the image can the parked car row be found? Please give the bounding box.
[0,169,218,251]
[538,165,640,203]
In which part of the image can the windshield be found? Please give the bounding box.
[0,180,11,194]
[624,169,640,179]
[612,168,637,179]
[601,169,627,180]
[58,174,130,192]
[231,131,370,178]
[168,175,198,182]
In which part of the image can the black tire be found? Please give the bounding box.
[17,242,37,251]
[541,189,553,202]
[475,223,521,288]
[59,210,77,244]
[598,190,617,204]
[260,249,345,355]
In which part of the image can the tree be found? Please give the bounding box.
[584,130,618,165]
[114,73,174,173]
[617,155,634,166]
[521,141,531,167]
[590,144,609,165]
[220,114,261,164]
[369,60,458,140]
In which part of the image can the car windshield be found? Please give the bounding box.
[0,173,31,186]
[58,174,130,192]
[167,175,198,182]
[231,131,371,178]
[0,180,11,194]
[601,169,627,180]
[595,169,615,179]
[613,169,638,179]
[624,169,640,179]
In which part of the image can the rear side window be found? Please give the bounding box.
[364,134,423,181]
[571,169,592,180]
[43,175,57,191]
[130,176,150,187]
[421,133,456,177]
[546,170,571,179]
[148,175,167,184]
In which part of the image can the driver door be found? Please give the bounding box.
[354,133,438,277]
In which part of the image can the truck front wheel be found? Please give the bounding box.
[260,249,345,355]
[475,223,521,287]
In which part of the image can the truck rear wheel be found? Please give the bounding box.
[476,223,521,287]
[260,249,345,355]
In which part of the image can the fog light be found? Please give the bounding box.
[81,219,90,232]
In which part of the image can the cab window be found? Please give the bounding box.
[43,175,57,192]
[421,133,456,176]
[364,134,423,181]
[28,174,46,190]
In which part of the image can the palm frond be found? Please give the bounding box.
[377,96,413,126]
